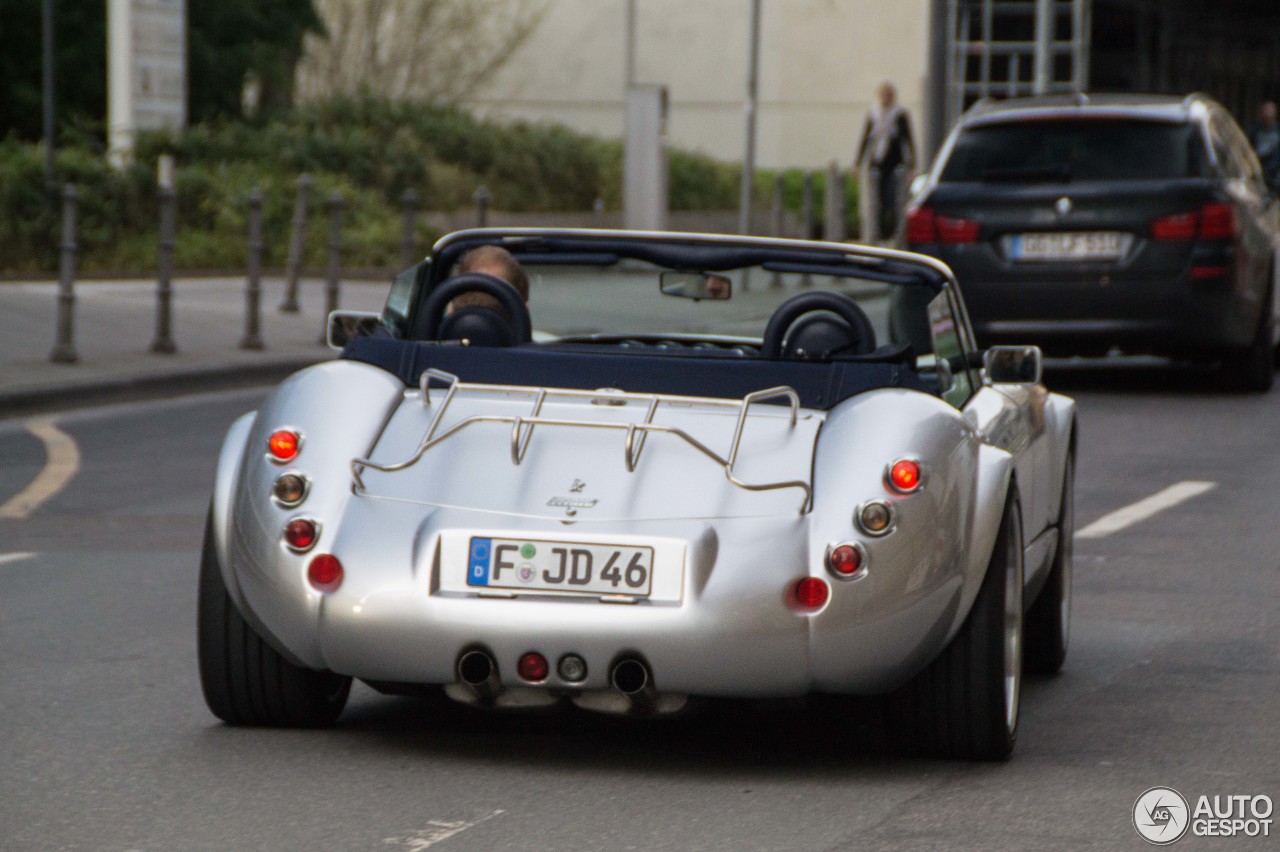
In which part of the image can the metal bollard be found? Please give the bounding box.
[240,189,265,350]
[319,192,345,344]
[770,173,785,289]
[399,188,418,271]
[801,171,815,239]
[151,164,178,355]
[474,185,492,228]
[824,160,845,243]
[800,172,814,287]
[859,165,881,244]
[280,173,312,313]
[49,183,79,363]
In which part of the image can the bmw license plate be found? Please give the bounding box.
[467,537,654,597]
[1011,231,1124,261]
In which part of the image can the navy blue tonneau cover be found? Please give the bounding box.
[343,337,934,410]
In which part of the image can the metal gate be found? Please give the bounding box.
[945,0,1093,126]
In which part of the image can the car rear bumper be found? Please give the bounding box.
[961,270,1256,356]
[228,506,966,700]
[915,239,1263,356]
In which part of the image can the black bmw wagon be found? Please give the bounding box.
[907,93,1280,391]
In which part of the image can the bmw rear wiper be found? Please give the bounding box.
[980,164,1072,183]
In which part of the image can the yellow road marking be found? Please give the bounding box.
[0,418,81,519]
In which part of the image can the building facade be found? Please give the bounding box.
[461,0,932,169]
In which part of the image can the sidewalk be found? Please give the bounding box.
[0,275,390,416]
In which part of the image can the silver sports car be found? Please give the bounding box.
[199,229,1075,760]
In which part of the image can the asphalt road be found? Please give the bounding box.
[2,365,1279,851]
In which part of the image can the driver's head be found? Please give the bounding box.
[451,245,529,320]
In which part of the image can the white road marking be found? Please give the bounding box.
[0,552,37,566]
[384,810,505,850]
[1076,480,1217,540]
[0,418,81,519]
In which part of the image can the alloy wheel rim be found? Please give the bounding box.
[1004,511,1024,734]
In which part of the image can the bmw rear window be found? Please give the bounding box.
[940,119,1209,182]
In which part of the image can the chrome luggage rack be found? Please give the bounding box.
[351,368,814,513]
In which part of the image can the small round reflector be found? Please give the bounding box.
[794,577,830,609]
[557,654,588,683]
[517,652,549,682]
[307,554,343,593]
[272,472,308,506]
[858,501,894,536]
[268,429,301,462]
[283,518,318,551]
[828,544,862,577]
[889,459,922,492]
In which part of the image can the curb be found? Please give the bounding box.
[0,357,323,418]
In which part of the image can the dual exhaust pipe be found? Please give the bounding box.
[456,649,654,710]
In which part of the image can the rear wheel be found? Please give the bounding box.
[1025,452,1073,675]
[893,489,1025,760]
[197,511,351,726]
[1229,294,1275,393]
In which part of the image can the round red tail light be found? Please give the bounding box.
[517,652,549,682]
[307,554,344,593]
[794,577,830,609]
[283,518,319,552]
[268,429,301,462]
[827,544,863,577]
[889,459,922,493]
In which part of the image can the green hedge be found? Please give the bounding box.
[0,96,858,275]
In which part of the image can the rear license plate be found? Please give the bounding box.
[1011,231,1124,261]
[467,537,654,597]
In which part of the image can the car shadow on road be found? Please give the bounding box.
[326,678,1060,774]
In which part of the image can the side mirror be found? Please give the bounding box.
[983,345,1043,385]
[327,310,382,350]
[659,271,732,301]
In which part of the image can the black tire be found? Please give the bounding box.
[1025,452,1073,675]
[197,511,351,726]
[893,488,1025,761]
[1230,294,1275,393]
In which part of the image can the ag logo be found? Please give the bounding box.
[1134,787,1190,845]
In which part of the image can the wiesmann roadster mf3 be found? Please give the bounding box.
[199,229,1075,760]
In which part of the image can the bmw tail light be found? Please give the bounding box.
[906,206,937,243]
[936,215,980,244]
[1151,211,1198,240]
[1198,202,1235,239]
[1189,265,1229,280]
[1151,202,1236,241]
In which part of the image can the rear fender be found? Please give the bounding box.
[947,443,1014,640]
[210,411,257,613]
[1042,393,1077,526]
[219,361,407,669]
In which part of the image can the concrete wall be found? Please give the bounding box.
[463,0,931,169]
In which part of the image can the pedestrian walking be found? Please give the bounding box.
[1248,100,1280,194]
[855,81,916,244]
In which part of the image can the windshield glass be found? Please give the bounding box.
[941,119,1208,182]
[445,255,939,357]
